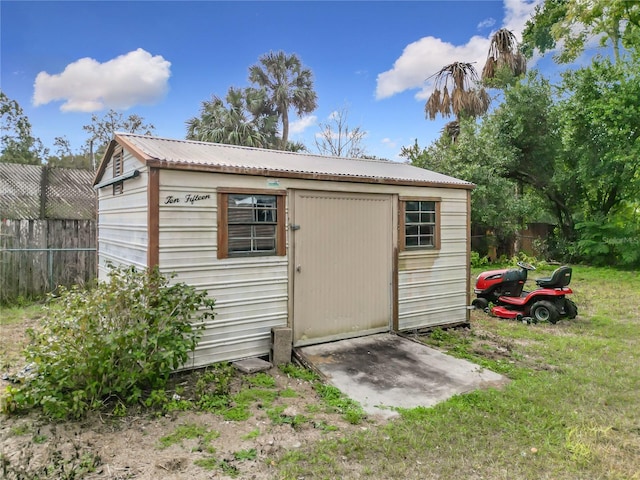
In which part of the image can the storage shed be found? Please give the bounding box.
[94,133,474,368]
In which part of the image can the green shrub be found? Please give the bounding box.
[470,251,489,268]
[2,265,215,419]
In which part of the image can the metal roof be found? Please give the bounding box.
[102,133,474,189]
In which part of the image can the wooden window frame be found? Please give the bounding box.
[217,188,286,259]
[399,196,441,251]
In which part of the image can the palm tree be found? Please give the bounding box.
[482,28,527,84]
[424,62,490,141]
[186,87,278,148]
[249,51,318,150]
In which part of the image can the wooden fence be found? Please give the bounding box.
[0,218,96,303]
[1,163,97,303]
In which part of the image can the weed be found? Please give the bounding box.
[279,387,298,398]
[194,456,219,470]
[9,423,30,436]
[314,420,339,432]
[266,405,308,428]
[234,448,257,461]
[246,372,276,388]
[196,363,234,397]
[314,383,365,424]
[279,363,318,382]
[223,405,252,422]
[242,428,261,440]
[32,434,48,444]
[158,423,219,450]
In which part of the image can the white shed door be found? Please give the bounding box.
[292,190,393,346]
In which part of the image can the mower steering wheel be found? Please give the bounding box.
[517,261,536,271]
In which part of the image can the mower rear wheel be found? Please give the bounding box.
[530,300,560,324]
[564,299,578,319]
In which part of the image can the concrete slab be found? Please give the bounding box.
[298,333,508,419]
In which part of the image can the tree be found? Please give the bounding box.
[482,28,527,87]
[401,122,542,250]
[83,109,155,167]
[314,106,367,158]
[557,57,640,218]
[0,91,47,164]
[522,0,640,63]
[248,51,318,150]
[186,87,278,148]
[424,62,490,141]
[45,135,93,170]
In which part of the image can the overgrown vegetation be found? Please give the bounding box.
[1,265,215,419]
[278,266,640,479]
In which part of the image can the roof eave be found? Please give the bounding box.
[145,158,475,190]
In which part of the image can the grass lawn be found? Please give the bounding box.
[277,265,640,479]
[1,266,638,479]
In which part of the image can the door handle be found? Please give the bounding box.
[296,265,301,273]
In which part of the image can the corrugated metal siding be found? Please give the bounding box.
[157,170,288,368]
[97,152,148,277]
[398,192,469,330]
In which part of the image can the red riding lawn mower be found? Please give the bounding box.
[471,262,578,324]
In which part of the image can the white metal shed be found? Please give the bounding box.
[94,133,474,368]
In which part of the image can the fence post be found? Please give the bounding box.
[39,165,50,219]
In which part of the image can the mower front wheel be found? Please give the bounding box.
[530,300,560,324]
[472,298,489,311]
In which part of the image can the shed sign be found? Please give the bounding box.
[164,193,211,205]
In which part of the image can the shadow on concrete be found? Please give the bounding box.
[297,333,508,419]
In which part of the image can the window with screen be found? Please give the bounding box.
[217,190,285,258]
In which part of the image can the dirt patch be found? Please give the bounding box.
[1,366,379,479]
[0,318,379,480]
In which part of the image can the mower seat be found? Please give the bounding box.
[535,266,572,288]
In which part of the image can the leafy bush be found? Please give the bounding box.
[2,265,215,419]
[575,219,640,267]
[470,251,489,268]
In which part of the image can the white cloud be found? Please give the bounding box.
[381,137,397,148]
[478,17,497,30]
[502,0,540,41]
[33,48,171,112]
[375,35,490,100]
[290,115,317,134]
[375,0,540,101]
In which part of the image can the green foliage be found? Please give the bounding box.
[2,265,215,419]
[158,423,220,449]
[575,215,640,267]
[234,448,257,461]
[266,405,309,428]
[279,363,319,382]
[314,383,365,424]
[246,372,276,388]
[249,50,318,149]
[558,58,640,219]
[242,428,261,440]
[470,251,489,268]
[0,90,46,164]
[186,87,279,149]
[522,0,640,63]
[188,51,318,151]
[82,109,155,159]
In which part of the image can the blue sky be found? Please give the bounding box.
[2,0,542,161]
